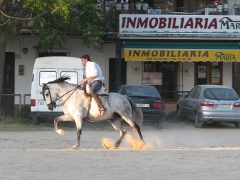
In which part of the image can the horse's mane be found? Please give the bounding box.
[42,76,75,100]
[48,76,70,84]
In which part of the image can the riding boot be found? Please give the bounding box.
[92,94,106,115]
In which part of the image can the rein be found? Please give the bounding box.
[59,85,80,106]
[45,84,83,107]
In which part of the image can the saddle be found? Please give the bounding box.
[83,83,109,97]
[88,83,108,95]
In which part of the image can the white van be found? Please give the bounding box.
[30,56,85,125]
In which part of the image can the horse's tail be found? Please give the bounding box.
[126,96,143,128]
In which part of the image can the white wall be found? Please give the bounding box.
[222,62,232,87]
[178,62,195,91]
[126,61,143,85]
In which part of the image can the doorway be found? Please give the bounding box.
[109,58,126,92]
[2,52,15,116]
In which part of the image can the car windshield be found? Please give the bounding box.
[203,88,239,100]
[125,87,159,97]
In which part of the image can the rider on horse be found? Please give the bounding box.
[80,54,106,115]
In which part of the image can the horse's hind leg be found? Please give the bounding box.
[108,118,127,148]
[121,116,145,148]
[133,122,145,142]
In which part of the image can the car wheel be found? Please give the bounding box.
[235,122,240,128]
[177,107,182,120]
[194,113,203,128]
[33,116,39,125]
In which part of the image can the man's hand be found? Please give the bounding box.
[81,75,95,84]
[81,78,88,84]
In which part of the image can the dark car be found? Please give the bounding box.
[117,85,165,128]
[177,85,240,128]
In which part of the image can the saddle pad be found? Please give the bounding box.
[86,84,109,95]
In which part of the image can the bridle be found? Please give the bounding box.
[43,83,83,108]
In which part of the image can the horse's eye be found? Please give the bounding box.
[45,93,49,97]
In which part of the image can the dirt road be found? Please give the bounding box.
[1,121,240,180]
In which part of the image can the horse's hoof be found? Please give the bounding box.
[71,144,79,150]
[56,129,65,136]
[101,138,117,150]
[126,134,146,149]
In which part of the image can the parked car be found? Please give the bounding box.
[176,85,240,128]
[117,85,165,128]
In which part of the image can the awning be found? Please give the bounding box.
[124,42,240,62]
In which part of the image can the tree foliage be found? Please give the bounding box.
[0,0,106,109]
[0,0,106,50]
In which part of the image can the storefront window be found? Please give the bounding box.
[195,62,222,85]
[143,62,177,100]
[211,62,221,85]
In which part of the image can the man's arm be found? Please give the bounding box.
[81,75,95,84]
[81,62,98,84]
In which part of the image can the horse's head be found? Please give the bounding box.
[42,83,57,111]
[42,76,71,111]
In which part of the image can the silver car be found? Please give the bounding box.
[176,85,240,128]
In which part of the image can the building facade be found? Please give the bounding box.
[2,0,240,116]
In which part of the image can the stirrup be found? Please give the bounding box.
[99,107,106,115]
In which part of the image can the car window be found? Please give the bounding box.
[60,71,78,84]
[117,86,122,93]
[186,86,197,98]
[192,86,201,99]
[39,71,57,85]
[204,88,239,100]
[126,87,159,97]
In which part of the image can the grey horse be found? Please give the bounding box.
[42,76,145,149]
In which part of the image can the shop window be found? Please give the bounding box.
[143,61,177,101]
[195,62,222,85]
[195,62,208,85]
[211,62,221,85]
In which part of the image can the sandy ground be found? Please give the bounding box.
[1,121,240,180]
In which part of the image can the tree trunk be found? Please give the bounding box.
[0,32,13,110]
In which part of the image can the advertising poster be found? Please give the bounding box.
[211,70,220,78]
[212,78,220,84]
[198,66,206,78]
[143,72,162,85]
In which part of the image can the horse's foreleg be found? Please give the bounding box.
[53,115,74,136]
[71,129,82,150]
[71,118,83,150]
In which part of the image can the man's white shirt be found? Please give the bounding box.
[85,61,105,84]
